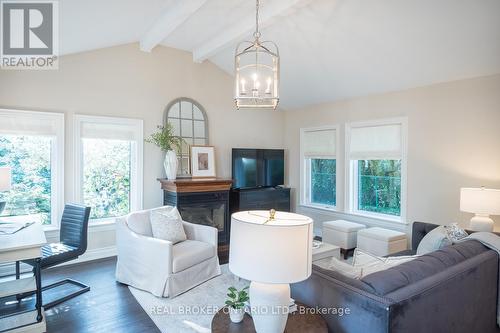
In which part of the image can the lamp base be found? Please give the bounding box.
[469,214,494,232]
[249,281,290,333]
[0,201,5,215]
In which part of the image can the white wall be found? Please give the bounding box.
[284,74,500,234]
[0,43,285,251]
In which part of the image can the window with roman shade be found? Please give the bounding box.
[346,119,407,220]
[301,127,338,208]
[74,115,143,221]
[0,109,64,227]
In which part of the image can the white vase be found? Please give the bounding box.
[164,150,178,180]
[229,307,245,323]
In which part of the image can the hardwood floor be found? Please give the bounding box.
[0,257,159,333]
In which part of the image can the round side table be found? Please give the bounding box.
[211,303,328,333]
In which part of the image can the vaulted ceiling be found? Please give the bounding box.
[61,0,500,109]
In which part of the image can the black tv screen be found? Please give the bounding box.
[232,149,284,189]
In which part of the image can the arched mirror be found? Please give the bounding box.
[165,98,208,176]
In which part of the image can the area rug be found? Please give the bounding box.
[129,265,249,333]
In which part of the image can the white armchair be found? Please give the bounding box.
[115,207,221,297]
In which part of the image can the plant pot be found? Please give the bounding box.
[229,307,244,323]
[164,150,178,180]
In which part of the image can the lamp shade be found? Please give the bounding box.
[460,188,500,216]
[229,211,313,284]
[0,167,11,191]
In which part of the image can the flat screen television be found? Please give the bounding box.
[232,148,284,189]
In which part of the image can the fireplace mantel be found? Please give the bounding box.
[158,178,233,193]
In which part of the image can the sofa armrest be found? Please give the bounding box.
[291,266,392,333]
[182,221,218,246]
[385,250,499,333]
[115,217,173,296]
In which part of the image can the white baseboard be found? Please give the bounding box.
[0,246,116,278]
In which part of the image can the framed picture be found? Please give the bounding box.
[190,145,216,178]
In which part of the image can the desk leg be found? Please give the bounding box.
[34,258,43,322]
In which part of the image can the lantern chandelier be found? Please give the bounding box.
[234,0,280,110]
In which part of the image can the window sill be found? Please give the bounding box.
[298,204,408,229]
[300,203,338,213]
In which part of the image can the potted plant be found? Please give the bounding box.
[225,286,249,323]
[145,124,183,180]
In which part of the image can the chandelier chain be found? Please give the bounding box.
[254,0,261,39]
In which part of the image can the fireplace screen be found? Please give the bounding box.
[179,203,225,231]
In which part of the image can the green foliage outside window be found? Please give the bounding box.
[358,160,401,216]
[0,135,52,224]
[83,139,131,220]
[311,159,336,206]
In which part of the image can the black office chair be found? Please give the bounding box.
[17,203,91,309]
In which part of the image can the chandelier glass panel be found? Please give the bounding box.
[234,0,279,110]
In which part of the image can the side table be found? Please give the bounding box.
[211,302,328,333]
[312,242,340,262]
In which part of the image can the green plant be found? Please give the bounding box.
[225,286,249,310]
[145,123,183,152]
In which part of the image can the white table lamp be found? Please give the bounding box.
[460,187,500,232]
[229,210,313,333]
[0,167,12,215]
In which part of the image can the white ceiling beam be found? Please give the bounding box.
[192,0,311,63]
[140,0,209,53]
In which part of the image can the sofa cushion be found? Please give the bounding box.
[172,240,216,273]
[126,209,153,237]
[361,240,489,296]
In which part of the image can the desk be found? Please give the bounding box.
[0,222,46,333]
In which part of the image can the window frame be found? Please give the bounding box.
[0,109,64,230]
[73,115,143,224]
[300,125,340,211]
[345,118,408,223]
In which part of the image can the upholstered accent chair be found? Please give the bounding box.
[115,207,221,297]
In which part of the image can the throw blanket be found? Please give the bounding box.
[458,232,500,326]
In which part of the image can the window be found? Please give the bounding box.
[346,119,407,221]
[165,98,208,176]
[74,115,143,222]
[301,127,338,209]
[0,109,64,227]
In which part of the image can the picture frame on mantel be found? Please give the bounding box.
[190,145,216,178]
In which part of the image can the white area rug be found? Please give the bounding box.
[129,265,248,333]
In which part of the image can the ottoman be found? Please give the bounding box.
[322,220,366,259]
[357,227,407,256]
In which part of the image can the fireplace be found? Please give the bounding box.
[158,178,233,246]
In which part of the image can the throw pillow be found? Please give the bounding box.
[352,249,419,277]
[150,206,187,244]
[416,226,452,255]
[328,257,363,279]
[352,248,384,266]
[444,223,468,243]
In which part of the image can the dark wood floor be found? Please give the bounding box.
[0,257,159,333]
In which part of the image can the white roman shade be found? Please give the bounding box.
[302,128,336,157]
[349,123,402,160]
[80,119,140,141]
[0,110,63,136]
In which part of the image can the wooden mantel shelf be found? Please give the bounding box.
[158,178,233,193]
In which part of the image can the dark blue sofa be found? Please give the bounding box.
[291,222,500,333]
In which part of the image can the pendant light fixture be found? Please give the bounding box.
[234,0,280,110]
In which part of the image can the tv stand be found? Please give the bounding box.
[230,187,291,214]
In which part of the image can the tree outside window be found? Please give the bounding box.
[0,135,52,224]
